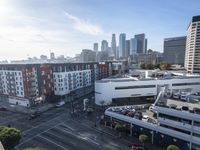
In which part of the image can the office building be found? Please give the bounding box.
[80,49,96,62]
[135,34,147,54]
[101,40,109,52]
[93,43,98,52]
[95,73,200,105]
[137,50,162,66]
[185,15,200,73]
[163,36,186,66]
[125,40,130,58]
[93,43,98,61]
[130,38,137,55]
[145,39,148,53]
[50,52,55,60]
[119,33,126,58]
[111,34,117,58]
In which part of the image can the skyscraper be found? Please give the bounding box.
[119,33,126,58]
[93,43,98,62]
[50,52,55,60]
[93,43,98,52]
[111,34,117,58]
[135,33,147,54]
[145,39,148,53]
[185,15,200,73]
[130,38,137,55]
[101,40,108,52]
[125,40,130,58]
[163,36,186,65]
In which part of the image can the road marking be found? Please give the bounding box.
[23,114,66,134]
[38,135,68,150]
[55,126,100,146]
[81,137,100,146]
[44,130,76,146]
[61,123,75,131]
[17,118,70,147]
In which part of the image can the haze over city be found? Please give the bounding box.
[0,0,200,60]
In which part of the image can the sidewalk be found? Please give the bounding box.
[80,116,165,150]
[0,99,55,114]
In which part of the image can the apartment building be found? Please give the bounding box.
[53,70,91,96]
[0,62,113,106]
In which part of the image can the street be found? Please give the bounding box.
[0,99,132,150]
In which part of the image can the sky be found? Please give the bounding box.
[0,0,200,60]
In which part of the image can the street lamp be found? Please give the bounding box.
[150,131,154,144]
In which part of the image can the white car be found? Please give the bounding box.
[142,115,149,122]
[56,101,65,107]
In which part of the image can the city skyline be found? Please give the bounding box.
[0,0,200,60]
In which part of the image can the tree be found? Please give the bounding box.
[0,126,21,150]
[146,64,154,70]
[160,63,171,70]
[114,123,125,137]
[139,134,149,147]
[167,145,180,150]
[23,148,46,150]
[140,63,146,69]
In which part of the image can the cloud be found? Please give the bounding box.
[64,11,103,35]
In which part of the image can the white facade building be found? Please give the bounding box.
[53,70,91,95]
[0,70,24,97]
[104,91,200,150]
[185,15,200,74]
[95,76,200,105]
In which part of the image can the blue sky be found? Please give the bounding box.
[0,0,200,60]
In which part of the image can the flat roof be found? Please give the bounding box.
[96,75,200,83]
[157,98,200,110]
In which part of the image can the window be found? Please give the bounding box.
[172,82,200,86]
[115,85,156,90]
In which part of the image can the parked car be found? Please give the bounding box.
[142,115,149,122]
[87,107,94,113]
[173,92,180,99]
[28,111,41,120]
[56,101,65,107]
[129,144,144,150]
[0,107,7,111]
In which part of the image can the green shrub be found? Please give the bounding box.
[0,126,21,150]
[139,134,149,146]
[167,145,180,150]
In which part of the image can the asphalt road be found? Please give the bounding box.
[0,94,132,150]
[13,107,130,150]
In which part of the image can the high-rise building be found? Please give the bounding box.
[125,40,130,58]
[135,33,146,54]
[145,39,148,53]
[185,15,200,73]
[163,36,186,65]
[119,33,126,58]
[50,52,55,60]
[80,49,96,62]
[93,43,98,52]
[130,38,137,55]
[93,43,98,61]
[111,34,117,58]
[101,40,108,52]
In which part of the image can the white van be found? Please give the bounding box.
[56,101,65,107]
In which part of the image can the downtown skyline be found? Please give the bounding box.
[0,0,200,60]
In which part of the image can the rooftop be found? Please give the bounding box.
[106,104,157,124]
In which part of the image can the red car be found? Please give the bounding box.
[130,144,144,150]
